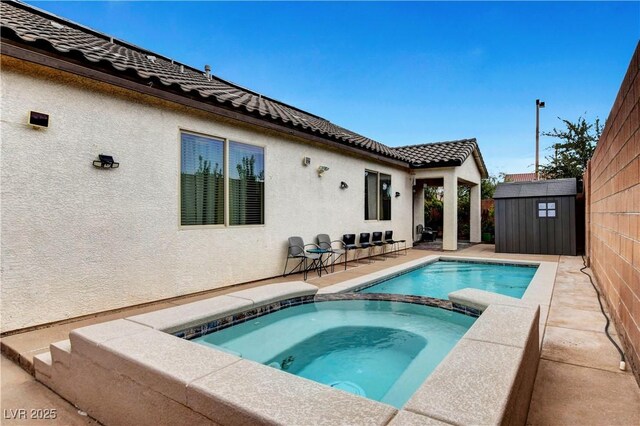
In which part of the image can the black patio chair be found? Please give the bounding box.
[385,230,407,256]
[416,224,435,242]
[282,236,322,280]
[359,233,374,263]
[371,231,388,259]
[342,234,361,268]
[317,234,346,272]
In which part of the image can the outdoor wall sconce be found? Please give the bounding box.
[93,154,119,169]
[302,157,311,166]
[340,181,349,189]
[28,111,49,128]
[395,192,401,198]
[317,165,329,177]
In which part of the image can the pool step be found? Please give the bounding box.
[33,339,73,398]
[33,351,52,388]
[50,339,71,367]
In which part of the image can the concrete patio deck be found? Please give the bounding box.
[526,256,640,425]
[1,245,638,425]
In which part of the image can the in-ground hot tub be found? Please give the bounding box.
[34,278,543,425]
[193,300,475,408]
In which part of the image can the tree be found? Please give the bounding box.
[540,116,602,179]
[424,186,443,229]
[481,175,499,199]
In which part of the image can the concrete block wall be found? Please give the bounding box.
[584,42,640,382]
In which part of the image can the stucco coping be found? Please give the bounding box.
[91,329,240,405]
[405,339,523,425]
[127,295,253,334]
[404,303,539,425]
[226,281,317,305]
[187,358,397,425]
[463,304,540,349]
[520,261,558,307]
[448,288,530,312]
[126,281,317,333]
[69,318,151,362]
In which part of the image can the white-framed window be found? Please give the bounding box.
[364,170,391,221]
[180,132,224,226]
[180,131,264,227]
[229,141,265,225]
[538,201,557,218]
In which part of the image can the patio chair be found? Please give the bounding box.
[371,232,388,259]
[282,236,323,280]
[359,233,374,263]
[317,234,346,272]
[342,234,361,268]
[416,224,435,242]
[384,230,407,257]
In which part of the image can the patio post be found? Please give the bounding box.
[470,183,481,242]
[443,173,458,250]
[413,182,426,242]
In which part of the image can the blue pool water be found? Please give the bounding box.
[194,300,474,408]
[358,260,537,299]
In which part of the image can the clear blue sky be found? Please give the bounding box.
[30,1,639,175]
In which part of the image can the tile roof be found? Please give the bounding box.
[0,0,403,160]
[503,173,537,182]
[494,178,577,199]
[392,139,488,177]
[1,0,488,176]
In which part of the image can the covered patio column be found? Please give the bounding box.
[470,183,481,242]
[443,172,458,250]
[413,182,425,242]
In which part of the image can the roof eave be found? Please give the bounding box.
[409,159,463,169]
[1,38,410,169]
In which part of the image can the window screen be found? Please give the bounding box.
[379,173,392,220]
[365,171,378,220]
[229,141,265,225]
[181,133,224,225]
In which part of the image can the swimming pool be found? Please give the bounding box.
[358,260,537,299]
[193,300,475,408]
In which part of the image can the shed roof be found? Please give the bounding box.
[494,178,577,199]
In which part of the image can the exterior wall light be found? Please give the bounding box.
[302,157,311,166]
[340,181,349,189]
[317,165,329,177]
[395,192,401,197]
[93,154,119,169]
[28,111,49,128]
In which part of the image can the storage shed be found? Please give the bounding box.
[494,178,577,255]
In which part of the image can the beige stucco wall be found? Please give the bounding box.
[0,58,413,332]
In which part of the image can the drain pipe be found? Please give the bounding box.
[580,256,626,371]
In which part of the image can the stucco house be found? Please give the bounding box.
[0,0,487,333]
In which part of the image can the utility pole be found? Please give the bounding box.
[535,99,545,180]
